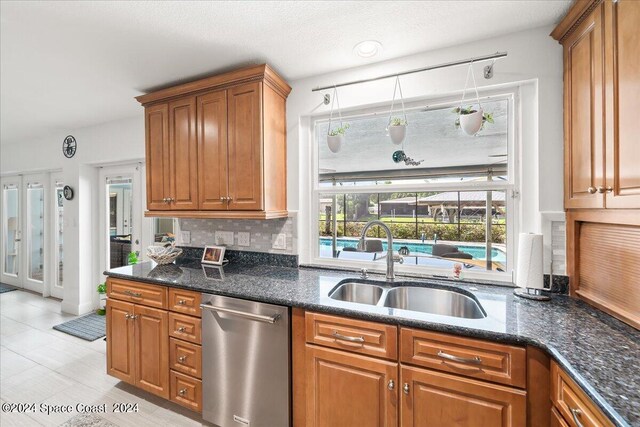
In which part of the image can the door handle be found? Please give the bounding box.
[200,303,280,324]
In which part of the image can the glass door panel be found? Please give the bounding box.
[27,183,45,283]
[2,183,20,280]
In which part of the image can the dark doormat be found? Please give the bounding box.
[0,282,18,293]
[53,312,106,341]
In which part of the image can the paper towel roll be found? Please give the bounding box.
[516,233,544,290]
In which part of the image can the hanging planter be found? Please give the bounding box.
[326,86,348,153]
[386,76,408,145]
[454,63,493,136]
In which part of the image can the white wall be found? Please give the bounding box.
[286,25,564,269]
[0,24,564,313]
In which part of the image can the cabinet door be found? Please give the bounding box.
[306,345,398,427]
[145,103,170,210]
[401,366,526,427]
[227,82,263,211]
[563,3,605,209]
[604,0,640,208]
[106,299,135,384]
[197,90,229,210]
[134,304,169,399]
[168,96,198,210]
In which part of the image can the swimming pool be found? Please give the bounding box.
[319,237,506,263]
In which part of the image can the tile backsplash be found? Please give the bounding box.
[177,217,297,255]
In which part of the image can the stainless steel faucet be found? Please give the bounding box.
[358,220,401,281]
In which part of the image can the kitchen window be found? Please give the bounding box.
[309,90,518,281]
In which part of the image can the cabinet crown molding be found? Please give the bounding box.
[135,63,292,105]
[550,0,602,42]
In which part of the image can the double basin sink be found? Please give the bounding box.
[329,280,486,319]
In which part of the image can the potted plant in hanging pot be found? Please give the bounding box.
[453,106,494,136]
[387,117,407,145]
[327,123,350,153]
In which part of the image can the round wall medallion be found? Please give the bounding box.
[63,185,74,200]
[63,135,77,158]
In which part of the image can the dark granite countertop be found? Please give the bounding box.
[106,260,639,427]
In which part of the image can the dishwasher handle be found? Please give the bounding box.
[200,302,281,324]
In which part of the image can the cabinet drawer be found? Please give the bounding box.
[170,370,202,413]
[400,328,526,388]
[170,338,201,379]
[169,312,201,344]
[305,312,397,360]
[551,362,613,427]
[552,407,570,427]
[168,288,201,317]
[107,278,167,309]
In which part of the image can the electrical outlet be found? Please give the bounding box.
[272,233,287,250]
[180,231,191,244]
[237,232,251,247]
[215,231,234,246]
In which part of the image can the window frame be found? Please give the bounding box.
[306,86,520,283]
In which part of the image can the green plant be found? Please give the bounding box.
[97,282,106,294]
[389,117,407,126]
[328,123,350,136]
[452,106,494,129]
[128,251,139,265]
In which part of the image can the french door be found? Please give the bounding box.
[1,174,49,293]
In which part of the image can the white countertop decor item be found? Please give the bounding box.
[514,232,549,301]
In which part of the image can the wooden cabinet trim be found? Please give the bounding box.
[400,327,526,388]
[551,0,602,42]
[551,361,614,427]
[305,311,398,360]
[107,278,168,309]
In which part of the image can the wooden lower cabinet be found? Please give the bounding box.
[401,366,526,427]
[106,280,201,410]
[305,344,398,427]
[134,305,169,399]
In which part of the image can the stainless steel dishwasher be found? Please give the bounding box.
[200,294,290,427]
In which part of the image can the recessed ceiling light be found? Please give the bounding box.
[354,40,383,58]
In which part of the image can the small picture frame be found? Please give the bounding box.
[202,245,226,266]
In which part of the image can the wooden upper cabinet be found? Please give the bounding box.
[604,0,640,208]
[145,104,170,211]
[553,0,640,209]
[197,90,228,210]
[562,2,606,209]
[137,64,291,219]
[227,82,263,211]
[168,96,198,210]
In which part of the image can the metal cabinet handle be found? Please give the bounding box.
[332,331,365,343]
[587,186,597,194]
[220,197,227,202]
[178,299,186,305]
[571,408,584,427]
[437,351,482,365]
[403,383,410,395]
[605,186,613,193]
[125,313,131,319]
[227,196,233,202]
[387,380,395,391]
[178,355,187,363]
[200,303,281,324]
[176,326,186,333]
[123,290,142,298]
[178,388,187,396]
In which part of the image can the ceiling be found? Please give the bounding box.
[0,1,571,145]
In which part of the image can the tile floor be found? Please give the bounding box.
[0,290,209,426]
